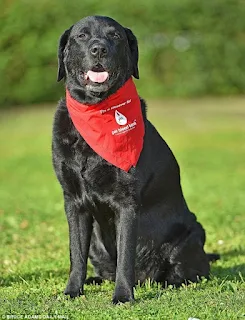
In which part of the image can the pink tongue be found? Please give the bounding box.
[86,70,109,83]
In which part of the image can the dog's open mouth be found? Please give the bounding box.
[84,64,109,84]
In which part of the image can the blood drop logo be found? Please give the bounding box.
[115,110,127,126]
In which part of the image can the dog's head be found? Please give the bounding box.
[57,16,139,104]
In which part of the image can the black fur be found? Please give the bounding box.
[52,16,218,304]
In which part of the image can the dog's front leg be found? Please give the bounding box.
[64,196,92,298]
[113,208,138,304]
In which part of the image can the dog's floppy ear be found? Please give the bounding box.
[57,27,72,82]
[124,28,139,79]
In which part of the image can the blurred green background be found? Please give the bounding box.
[1,0,245,106]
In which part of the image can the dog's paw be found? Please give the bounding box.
[64,285,83,298]
[64,278,84,298]
[112,287,134,304]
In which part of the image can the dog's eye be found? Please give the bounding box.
[78,33,87,39]
[108,32,121,40]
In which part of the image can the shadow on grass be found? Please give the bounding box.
[1,261,244,295]
[0,269,68,287]
[211,263,245,282]
[209,248,245,281]
[220,248,245,259]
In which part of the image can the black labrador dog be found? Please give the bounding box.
[52,16,218,304]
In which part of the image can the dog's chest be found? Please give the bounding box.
[70,135,137,207]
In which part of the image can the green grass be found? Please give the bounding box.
[0,98,245,319]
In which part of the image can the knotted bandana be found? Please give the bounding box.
[66,77,145,171]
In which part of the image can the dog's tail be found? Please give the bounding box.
[206,253,220,262]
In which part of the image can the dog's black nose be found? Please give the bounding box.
[90,44,108,58]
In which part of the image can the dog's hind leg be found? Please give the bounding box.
[89,226,117,282]
[160,231,210,287]
[88,254,116,282]
[165,234,210,286]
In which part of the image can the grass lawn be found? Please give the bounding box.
[0,97,245,319]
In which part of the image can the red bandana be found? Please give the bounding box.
[66,78,145,171]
